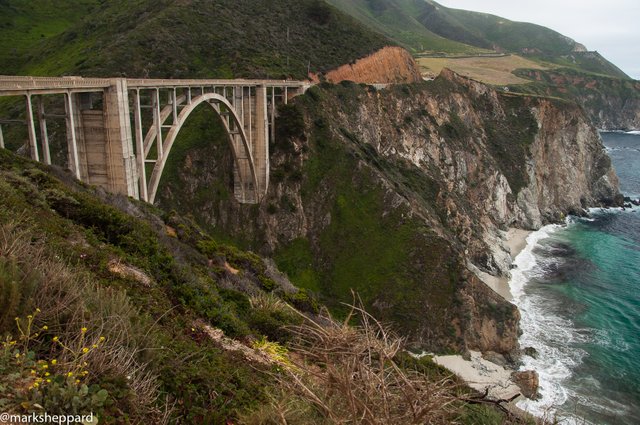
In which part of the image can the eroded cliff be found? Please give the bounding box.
[312,46,423,84]
[156,70,619,355]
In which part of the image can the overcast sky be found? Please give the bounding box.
[435,0,640,79]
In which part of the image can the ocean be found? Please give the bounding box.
[510,131,640,424]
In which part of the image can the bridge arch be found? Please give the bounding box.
[146,93,259,204]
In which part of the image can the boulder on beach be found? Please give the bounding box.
[511,370,540,400]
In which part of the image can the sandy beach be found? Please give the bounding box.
[433,351,521,400]
[506,228,531,259]
[472,227,531,301]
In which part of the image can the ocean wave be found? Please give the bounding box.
[509,224,592,420]
[593,329,632,352]
[588,204,640,216]
[605,146,640,152]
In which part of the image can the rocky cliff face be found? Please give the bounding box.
[514,68,640,131]
[312,46,423,84]
[156,70,619,355]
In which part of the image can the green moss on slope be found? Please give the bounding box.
[1,0,390,79]
[0,148,307,422]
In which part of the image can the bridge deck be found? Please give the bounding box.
[0,75,309,96]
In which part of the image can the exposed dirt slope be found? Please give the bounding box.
[316,46,422,84]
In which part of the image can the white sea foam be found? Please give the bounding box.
[508,224,592,421]
[625,130,640,135]
[588,204,640,215]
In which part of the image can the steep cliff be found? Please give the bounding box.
[316,46,423,84]
[513,68,640,130]
[156,70,619,354]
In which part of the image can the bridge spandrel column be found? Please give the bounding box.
[254,85,269,198]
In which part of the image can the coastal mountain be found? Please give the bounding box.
[0,0,629,422]
[326,0,628,78]
[326,0,640,129]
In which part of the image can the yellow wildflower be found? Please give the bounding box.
[81,327,87,334]
[33,382,39,388]
[82,347,89,354]
[51,359,57,365]
[42,325,48,330]
[52,336,59,342]
[75,379,80,384]
[99,336,105,342]
[30,370,36,375]
[46,379,51,383]
[67,372,73,377]
[45,372,50,377]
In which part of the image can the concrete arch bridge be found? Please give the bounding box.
[0,76,309,203]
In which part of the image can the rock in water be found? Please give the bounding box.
[523,346,539,359]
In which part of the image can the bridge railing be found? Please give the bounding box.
[0,75,114,92]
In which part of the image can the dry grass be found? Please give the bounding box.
[0,218,172,423]
[418,55,550,85]
[271,297,459,425]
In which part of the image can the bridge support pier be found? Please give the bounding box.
[102,80,138,198]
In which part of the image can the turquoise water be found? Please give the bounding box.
[512,132,640,424]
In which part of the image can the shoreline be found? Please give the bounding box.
[438,228,535,412]
[473,227,531,301]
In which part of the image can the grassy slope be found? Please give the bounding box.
[0,0,389,79]
[0,148,308,422]
[417,54,549,85]
[0,0,99,74]
[0,146,520,425]
[433,4,630,78]
[325,0,487,54]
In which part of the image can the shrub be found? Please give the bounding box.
[278,300,458,424]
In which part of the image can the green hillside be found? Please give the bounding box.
[0,0,99,74]
[327,0,630,79]
[0,0,389,79]
[324,0,488,54]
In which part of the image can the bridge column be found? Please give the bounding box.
[231,86,254,203]
[132,90,148,201]
[254,85,269,197]
[36,97,51,165]
[64,92,81,179]
[25,94,39,161]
